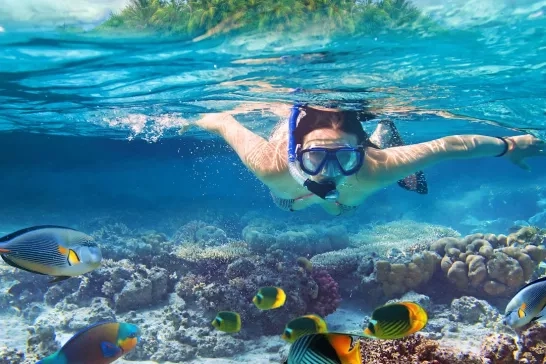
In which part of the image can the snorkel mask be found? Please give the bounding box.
[287,104,365,200]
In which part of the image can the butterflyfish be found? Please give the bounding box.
[0,225,102,282]
[253,286,286,310]
[283,332,362,364]
[363,301,428,340]
[211,311,241,333]
[281,314,328,343]
[36,321,140,364]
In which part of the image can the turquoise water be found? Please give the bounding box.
[1,1,546,363]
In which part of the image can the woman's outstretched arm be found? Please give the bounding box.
[190,112,287,183]
[367,134,545,187]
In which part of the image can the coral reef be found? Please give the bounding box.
[0,346,24,364]
[4,216,545,363]
[91,222,174,264]
[174,253,341,336]
[242,220,350,255]
[479,323,546,364]
[516,322,546,363]
[433,228,546,297]
[372,251,441,298]
[359,334,481,364]
[480,333,518,364]
[352,220,461,256]
[352,227,546,301]
[308,269,342,317]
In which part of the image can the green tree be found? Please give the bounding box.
[94,0,432,38]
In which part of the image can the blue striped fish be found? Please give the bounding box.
[0,225,102,282]
[504,276,546,329]
[283,332,362,364]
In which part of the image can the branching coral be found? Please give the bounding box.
[175,241,253,264]
[353,220,461,256]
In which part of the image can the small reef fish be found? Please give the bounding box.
[363,301,428,340]
[283,332,362,364]
[503,276,546,329]
[211,311,241,333]
[296,257,313,272]
[37,321,140,364]
[253,286,286,310]
[0,225,102,283]
[282,314,328,343]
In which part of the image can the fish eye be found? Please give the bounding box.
[284,330,291,338]
[129,333,136,338]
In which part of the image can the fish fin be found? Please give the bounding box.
[369,119,404,149]
[397,170,428,195]
[1,254,47,275]
[0,225,77,242]
[0,248,10,253]
[49,276,71,284]
[369,119,428,194]
[35,350,65,364]
[101,341,121,358]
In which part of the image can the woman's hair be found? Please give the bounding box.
[293,105,377,147]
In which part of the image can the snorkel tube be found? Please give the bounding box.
[287,104,339,200]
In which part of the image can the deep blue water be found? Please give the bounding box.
[0,0,546,236]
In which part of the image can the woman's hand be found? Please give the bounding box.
[504,134,546,170]
[178,113,232,135]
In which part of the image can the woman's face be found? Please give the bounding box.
[301,128,359,183]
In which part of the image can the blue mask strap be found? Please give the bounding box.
[288,103,305,162]
[286,102,339,201]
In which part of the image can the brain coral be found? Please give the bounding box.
[360,227,546,299]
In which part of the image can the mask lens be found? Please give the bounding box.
[301,150,327,175]
[336,150,361,173]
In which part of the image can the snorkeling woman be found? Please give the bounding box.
[183,103,546,216]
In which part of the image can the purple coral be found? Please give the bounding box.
[309,269,341,317]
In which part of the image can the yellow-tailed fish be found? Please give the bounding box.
[282,314,328,343]
[253,286,286,310]
[504,276,546,329]
[296,257,313,272]
[283,332,362,364]
[211,311,241,333]
[0,225,102,283]
[37,321,140,364]
[363,301,428,340]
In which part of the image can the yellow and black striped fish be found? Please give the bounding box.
[252,286,286,310]
[283,332,361,364]
[363,301,428,340]
[0,225,102,282]
[211,311,241,333]
[281,314,328,343]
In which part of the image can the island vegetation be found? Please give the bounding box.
[93,0,433,39]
